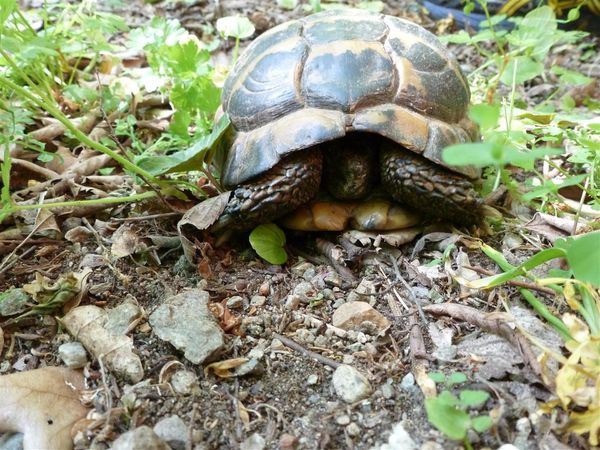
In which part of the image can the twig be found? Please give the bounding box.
[408,313,431,363]
[315,238,356,283]
[424,303,542,377]
[273,333,341,369]
[111,212,182,222]
[0,214,52,273]
[0,156,59,180]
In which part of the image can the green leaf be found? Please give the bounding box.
[471,415,494,433]
[521,174,588,201]
[552,66,592,86]
[567,7,580,21]
[356,1,385,12]
[216,16,255,39]
[277,0,298,9]
[249,223,288,265]
[136,113,230,175]
[562,231,600,288]
[442,142,562,169]
[447,372,467,386]
[469,104,500,131]
[0,0,16,27]
[428,372,446,383]
[425,397,471,441]
[459,390,490,407]
[500,56,544,85]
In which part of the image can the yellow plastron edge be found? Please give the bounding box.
[499,0,600,16]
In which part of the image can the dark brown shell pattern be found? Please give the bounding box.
[220,9,479,189]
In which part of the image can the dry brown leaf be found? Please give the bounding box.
[61,305,144,383]
[0,367,89,450]
[204,357,249,378]
[111,224,140,258]
[343,227,422,247]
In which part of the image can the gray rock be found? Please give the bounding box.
[290,261,314,276]
[399,373,415,390]
[240,433,265,450]
[332,302,389,335]
[58,342,88,369]
[293,282,317,303]
[346,423,361,437]
[150,289,224,364]
[332,365,372,403]
[153,415,187,450]
[105,300,142,335]
[336,415,351,425]
[306,374,319,385]
[0,433,24,450]
[111,426,170,450]
[171,370,200,395]
[379,422,417,450]
[250,295,266,306]
[226,296,244,309]
[323,272,343,288]
[0,288,29,317]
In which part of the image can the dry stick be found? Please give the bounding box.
[315,238,357,283]
[0,246,35,276]
[0,156,60,180]
[424,303,542,377]
[111,212,182,222]
[464,265,556,296]
[273,333,341,369]
[0,214,52,273]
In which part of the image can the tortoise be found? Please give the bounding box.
[211,9,482,233]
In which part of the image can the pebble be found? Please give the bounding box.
[313,335,329,347]
[226,296,244,309]
[336,414,351,425]
[58,342,88,369]
[105,299,142,335]
[240,433,265,450]
[111,426,169,450]
[400,373,415,390]
[332,302,390,335]
[379,422,417,450]
[250,295,266,306]
[332,365,372,403]
[322,288,335,300]
[380,383,395,400]
[306,374,319,385]
[153,415,187,450]
[278,433,299,450]
[293,282,317,303]
[258,282,271,296]
[302,267,317,281]
[346,422,361,437]
[0,288,29,316]
[355,279,378,300]
[171,370,200,395]
[291,261,314,276]
[285,294,301,310]
[149,289,225,364]
[323,272,343,288]
[0,433,23,450]
[364,343,377,355]
[342,354,355,365]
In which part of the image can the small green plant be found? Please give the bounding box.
[215,16,255,64]
[425,372,493,449]
[249,223,288,265]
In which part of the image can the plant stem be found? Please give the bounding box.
[11,191,157,212]
[0,76,159,183]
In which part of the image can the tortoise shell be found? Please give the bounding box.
[220,9,479,189]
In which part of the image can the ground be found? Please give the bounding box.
[1,0,599,449]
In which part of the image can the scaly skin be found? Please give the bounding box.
[213,149,323,231]
[214,136,482,231]
[379,140,482,225]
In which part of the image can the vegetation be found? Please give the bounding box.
[1,0,600,446]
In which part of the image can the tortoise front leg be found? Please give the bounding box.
[213,148,323,231]
[379,141,482,225]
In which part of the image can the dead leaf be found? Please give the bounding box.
[342,227,422,247]
[111,224,140,258]
[61,305,144,383]
[204,358,249,378]
[0,367,89,450]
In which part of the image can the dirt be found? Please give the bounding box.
[1,1,598,449]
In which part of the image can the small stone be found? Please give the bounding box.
[322,288,335,300]
[302,267,316,281]
[420,442,444,450]
[336,414,351,425]
[258,282,271,296]
[270,338,285,351]
[79,253,108,269]
[290,261,314,276]
[379,422,417,450]
[285,294,301,310]
[250,295,266,307]
[226,296,244,309]
[171,370,200,395]
[58,342,88,369]
[293,282,317,303]
[240,433,265,450]
[355,279,378,300]
[0,288,30,317]
[105,300,142,335]
[306,374,319,385]
[342,354,354,365]
[111,426,169,450]
[400,373,415,390]
[364,343,378,355]
[150,289,224,365]
[278,433,298,450]
[323,272,343,288]
[153,415,187,450]
[0,432,24,450]
[313,335,329,347]
[332,302,390,335]
[346,422,361,437]
[332,365,372,403]
[381,383,394,400]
